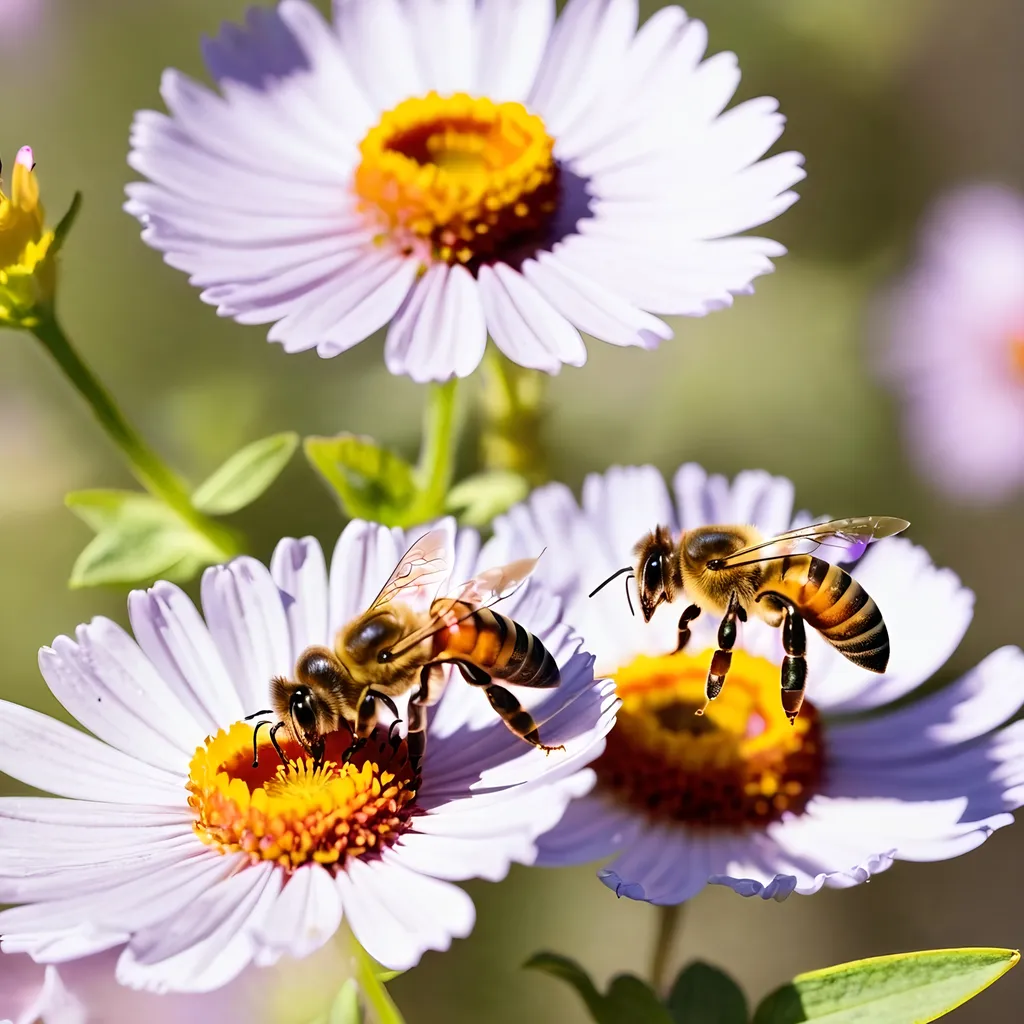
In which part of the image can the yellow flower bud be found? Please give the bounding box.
[0,146,62,328]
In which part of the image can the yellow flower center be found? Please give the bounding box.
[596,650,824,828]
[354,92,559,269]
[187,722,418,872]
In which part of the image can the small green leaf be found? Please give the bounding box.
[525,953,672,1024]
[304,433,416,526]
[66,490,220,588]
[50,190,83,256]
[445,469,529,526]
[525,953,608,1022]
[753,947,1019,1024]
[191,431,299,515]
[605,975,674,1024]
[327,979,362,1024]
[668,961,748,1024]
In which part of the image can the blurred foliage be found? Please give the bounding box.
[1,0,1024,1022]
[526,948,1019,1024]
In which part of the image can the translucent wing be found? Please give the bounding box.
[708,516,909,570]
[385,552,544,658]
[368,528,453,612]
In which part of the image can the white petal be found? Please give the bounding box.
[200,557,293,717]
[337,858,474,972]
[0,702,183,805]
[253,863,343,962]
[828,647,1024,764]
[402,0,475,93]
[529,0,637,139]
[270,537,330,663]
[333,0,424,112]
[128,582,243,734]
[534,793,640,866]
[478,264,586,373]
[385,264,487,382]
[120,863,281,994]
[475,0,554,102]
[328,521,405,632]
[522,253,672,349]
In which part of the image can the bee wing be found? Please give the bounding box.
[368,528,453,613]
[708,516,910,569]
[386,553,544,657]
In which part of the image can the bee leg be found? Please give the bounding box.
[269,721,288,765]
[701,592,744,714]
[674,604,701,653]
[340,735,368,764]
[456,661,564,754]
[777,597,807,724]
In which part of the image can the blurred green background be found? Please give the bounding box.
[2,0,1024,1020]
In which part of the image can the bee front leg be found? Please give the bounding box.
[675,603,701,653]
[406,664,443,778]
[701,592,746,713]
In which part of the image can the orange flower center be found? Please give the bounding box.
[354,92,559,270]
[596,650,824,828]
[187,722,417,872]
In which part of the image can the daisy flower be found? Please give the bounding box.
[125,0,804,382]
[493,463,1024,903]
[0,519,615,993]
[879,184,1024,502]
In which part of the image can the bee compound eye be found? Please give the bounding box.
[643,552,663,594]
[289,688,318,738]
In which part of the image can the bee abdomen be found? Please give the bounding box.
[433,605,560,688]
[769,557,890,674]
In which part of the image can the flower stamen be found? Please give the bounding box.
[354,92,559,270]
[187,722,418,872]
[596,650,825,828]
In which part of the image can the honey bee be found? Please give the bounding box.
[248,530,562,775]
[590,516,910,722]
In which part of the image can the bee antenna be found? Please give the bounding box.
[624,573,636,617]
[588,566,633,599]
[251,719,272,767]
[245,708,275,721]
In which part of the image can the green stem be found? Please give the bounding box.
[650,903,684,995]
[478,345,549,485]
[31,313,238,558]
[409,377,460,521]
[353,941,406,1024]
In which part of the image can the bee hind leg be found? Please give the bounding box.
[456,661,563,754]
[701,592,746,714]
[777,597,807,724]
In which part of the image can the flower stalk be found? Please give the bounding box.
[31,312,238,560]
[650,902,684,995]
[479,346,549,485]
[408,376,460,522]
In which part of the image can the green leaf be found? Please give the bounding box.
[304,433,417,526]
[753,947,1019,1024]
[327,980,362,1024]
[191,431,299,515]
[605,976,674,1024]
[445,470,529,526]
[525,953,608,1022]
[65,489,220,588]
[668,962,748,1024]
[525,953,672,1024]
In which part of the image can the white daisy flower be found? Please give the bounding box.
[493,463,1024,903]
[0,519,615,993]
[124,0,804,382]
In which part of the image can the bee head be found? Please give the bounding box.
[634,526,676,622]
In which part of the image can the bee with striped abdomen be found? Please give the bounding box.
[590,516,910,722]
[253,530,561,774]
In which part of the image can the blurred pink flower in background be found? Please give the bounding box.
[0,0,45,45]
[879,185,1024,503]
